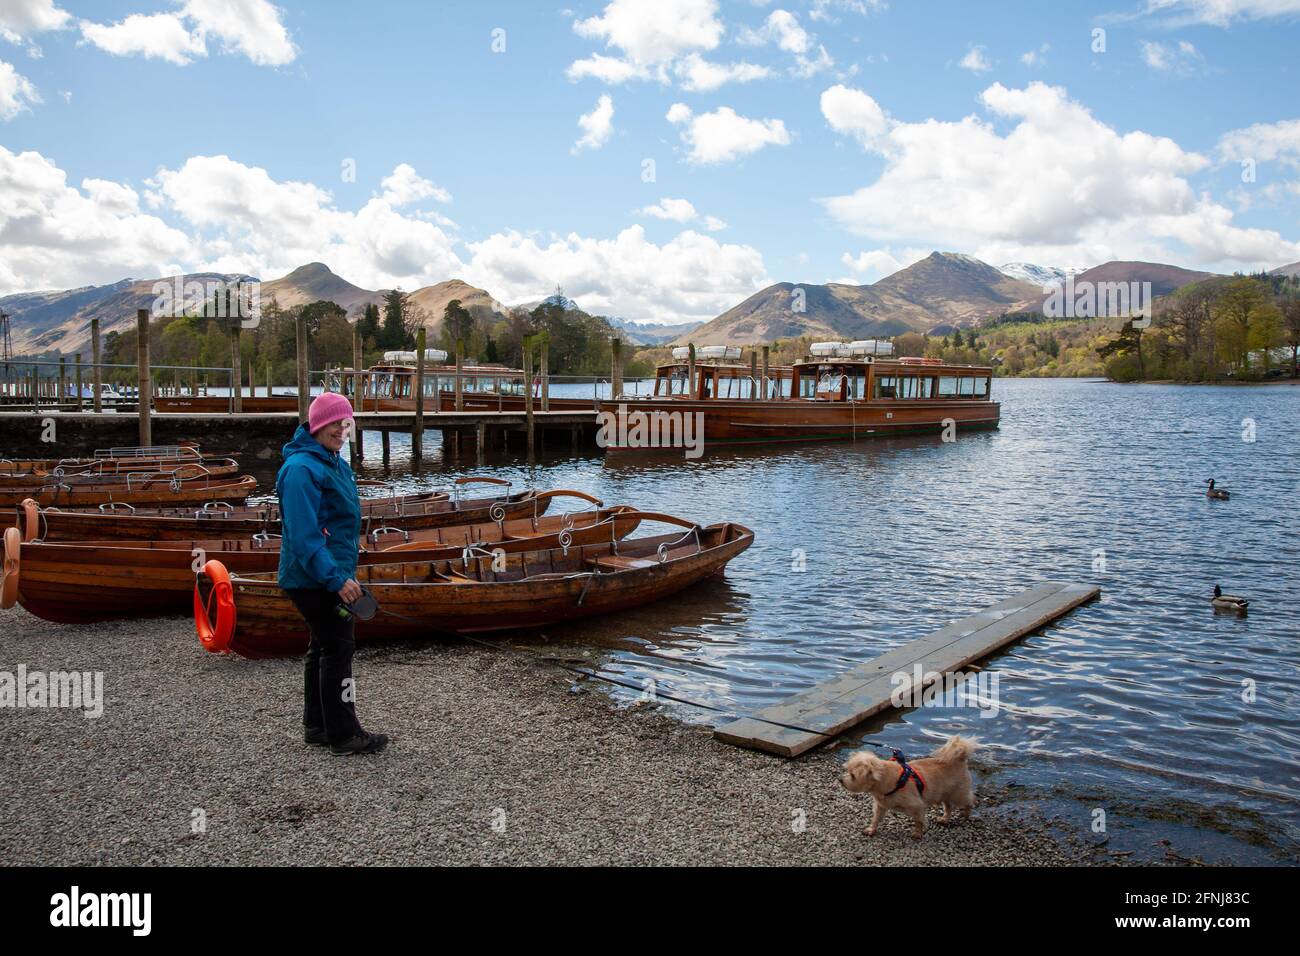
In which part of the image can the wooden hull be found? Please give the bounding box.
[596,397,1001,450]
[18,489,550,541]
[155,396,299,413]
[437,392,596,413]
[155,392,596,414]
[221,523,754,658]
[0,474,258,508]
[0,449,205,476]
[9,508,642,624]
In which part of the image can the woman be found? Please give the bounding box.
[277,392,388,756]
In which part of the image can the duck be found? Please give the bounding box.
[1206,478,1230,500]
[1211,585,1248,614]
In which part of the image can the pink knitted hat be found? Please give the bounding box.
[308,392,353,434]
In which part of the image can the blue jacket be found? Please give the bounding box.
[276,424,361,593]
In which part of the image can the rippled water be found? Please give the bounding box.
[248,378,1300,862]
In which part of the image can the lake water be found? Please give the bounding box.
[246,377,1300,863]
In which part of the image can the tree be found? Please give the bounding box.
[1213,277,1270,374]
[1282,294,1300,379]
[1096,319,1146,380]
[379,289,412,350]
[441,298,476,357]
[356,302,380,342]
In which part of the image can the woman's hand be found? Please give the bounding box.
[337,578,364,604]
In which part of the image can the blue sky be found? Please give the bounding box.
[2,0,1300,324]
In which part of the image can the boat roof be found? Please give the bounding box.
[793,358,994,374]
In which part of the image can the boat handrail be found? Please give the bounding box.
[98,501,136,513]
[368,526,411,544]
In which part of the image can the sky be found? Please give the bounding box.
[2,0,1300,325]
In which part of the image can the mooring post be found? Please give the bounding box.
[761,345,770,399]
[91,318,102,413]
[136,308,152,447]
[750,350,758,400]
[611,336,624,401]
[295,309,309,422]
[455,339,464,412]
[412,328,426,461]
[381,429,390,463]
[523,336,535,457]
[74,353,83,410]
[476,421,486,463]
[687,343,697,399]
[231,323,242,414]
[351,325,363,459]
[57,356,66,409]
[539,344,549,412]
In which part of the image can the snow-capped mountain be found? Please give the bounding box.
[999,262,1083,288]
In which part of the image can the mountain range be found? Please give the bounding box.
[4,253,1294,357]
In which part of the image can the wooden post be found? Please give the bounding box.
[454,339,464,412]
[58,356,67,409]
[381,429,390,462]
[539,344,550,412]
[750,350,758,400]
[611,337,624,401]
[295,309,309,422]
[231,324,242,413]
[476,421,486,463]
[523,338,534,457]
[412,329,426,461]
[265,359,270,399]
[91,318,102,413]
[761,345,770,399]
[687,343,697,400]
[75,353,83,410]
[136,308,152,447]
[351,326,363,458]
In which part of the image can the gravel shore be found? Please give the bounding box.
[1,607,1092,866]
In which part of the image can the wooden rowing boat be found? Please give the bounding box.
[14,485,568,541]
[0,444,204,476]
[0,457,241,486]
[3,504,641,623]
[0,473,259,508]
[200,516,754,658]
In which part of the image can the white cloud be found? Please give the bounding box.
[1141,0,1300,25]
[78,0,295,67]
[634,197,728,230]
[574,0,722,65]
[566,52,651,84]
[379,163,452,206]
[79,13,206,65]
[1140,38,1204,73]
[1021,43,1049,67]
[1217,118,1300,168]
[738,9,834,77]
[0,0,71,40]
[666,103,791,164]
[840,247,930,282]
[959,45,991,72]
[0,58,40,119]
[1,148,768,324]
[820,83,889,148]
[673,54,771,92]
[819,80,1300,271]
[0,145,192,294]
[573,93,615,153]
[465,225,767,324]
[637,197,697,222]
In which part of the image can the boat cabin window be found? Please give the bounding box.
[875,376,896,399]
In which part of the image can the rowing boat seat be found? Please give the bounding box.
[588,554,659,571]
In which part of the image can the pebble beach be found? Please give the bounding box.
[0,607,1106,866]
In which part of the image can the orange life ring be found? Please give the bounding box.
[1,526,20,610]
[20,498,40,542]
[194,559,236,653]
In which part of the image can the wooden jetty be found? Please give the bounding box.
[714,581,1101,757]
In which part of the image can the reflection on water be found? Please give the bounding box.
[245,378,1300,862]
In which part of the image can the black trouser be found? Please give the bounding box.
[286,588,364,745]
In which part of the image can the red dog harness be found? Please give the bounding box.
[885,750,926,797]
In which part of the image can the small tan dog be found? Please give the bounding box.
[838,736,978,840]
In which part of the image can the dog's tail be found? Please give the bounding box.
[934,735,978,763]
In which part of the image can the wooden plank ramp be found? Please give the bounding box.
[714,581,1100,758]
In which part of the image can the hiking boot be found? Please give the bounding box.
[304,726,328,746]
[330,731,389,756]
